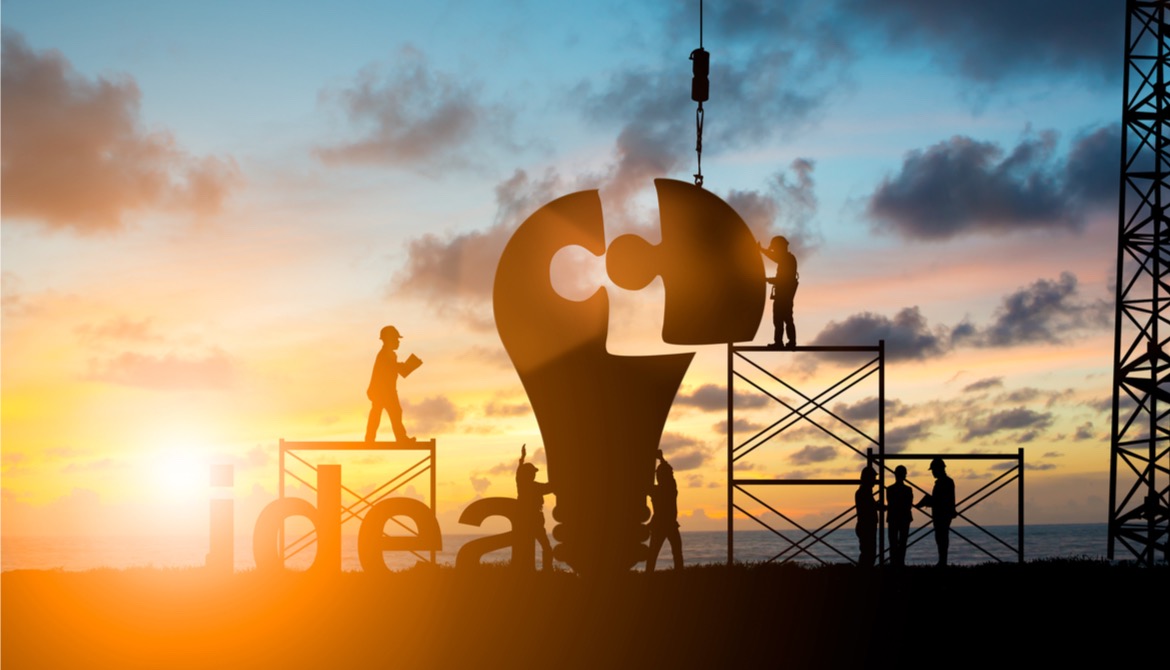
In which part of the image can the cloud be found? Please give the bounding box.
[483,399,530,417]
[962,407,1052,441]
[991,461,1056,472]
[996,387,1074,408]
[470,475,491,497]
[962,377,1003,393]
[675,384,769,412]
[391,169,568,326]
[1,30,238,232]
[315,46,507,168]
[788,445,837,465]
[577,4,846,208]
[812,273,1110,359]
[659,432,713,471]
[964,273,1110,347]
[61,458,122,473]
[1073,423,1095,441]
[886,420,931,454]
[401,395,460,434]
[86,349,235,390]
[725,159,822,256]
[74,316,160,344]
[868,128,1117,241]
[840,0,1116,84]
[810,307,948,361]
[830,396,911,423]
[714,417,766,435]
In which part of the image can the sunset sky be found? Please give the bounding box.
[2,1,1124,547]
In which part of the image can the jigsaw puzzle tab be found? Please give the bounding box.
[606,179,765,345]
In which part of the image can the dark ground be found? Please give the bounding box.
[2,560,1164,669]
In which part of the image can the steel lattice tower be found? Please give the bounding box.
[1110,0,1170,565]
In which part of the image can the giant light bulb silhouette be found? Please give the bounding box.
[493,179,764,575]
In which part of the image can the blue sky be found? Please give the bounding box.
[2,1,1127,544]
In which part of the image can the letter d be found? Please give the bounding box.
[253,464,341,572]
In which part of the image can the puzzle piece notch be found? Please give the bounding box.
[607,179,766,345]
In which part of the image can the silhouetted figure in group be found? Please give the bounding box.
[647,450,683,571]
[855,465,878,567]
[887,465,913,567]
[515,445,554,571]
[760,236,799,349]
[916,458,957,566]
[365,325,422,442]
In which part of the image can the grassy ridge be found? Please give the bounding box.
[2,560,1160,669]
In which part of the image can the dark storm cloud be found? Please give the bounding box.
[839,0,1117,84]
[1,30,239,232]
[962,377,1003,393]
[316,47,508,168]
[962,407,1052,441]
[868,128,1118,241]
[810,307,948,361]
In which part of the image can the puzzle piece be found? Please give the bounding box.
[607,179,765,344]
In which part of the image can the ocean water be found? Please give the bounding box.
[1,524,1110,572]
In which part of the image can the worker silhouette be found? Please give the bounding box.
[364,325,421,443]
[855,465,878,568]
[515,445,554,571]
[760,236,798,348]
[646,449,683,571]
[886,465,913,567]
[916,458,957,566]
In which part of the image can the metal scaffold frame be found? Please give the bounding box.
[727,343,885,565]
[726,343,1025,565]
[1110,0,1170,565]
[279,439,438,564]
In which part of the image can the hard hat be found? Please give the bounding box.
[380,325,402,340]
[929,457,946,470]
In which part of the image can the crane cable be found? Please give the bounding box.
[690,0,709,187]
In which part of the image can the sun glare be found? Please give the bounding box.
[149,445,208,502]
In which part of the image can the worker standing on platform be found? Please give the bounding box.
[365,325,420,443]
[760,236,798,349]
[515,445,554,571]
[647,449,683,571]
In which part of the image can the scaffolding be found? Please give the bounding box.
[726,343,1025,565]
[1110,0,1170,565]
[727,343,884,564]
[278,439,438,565]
